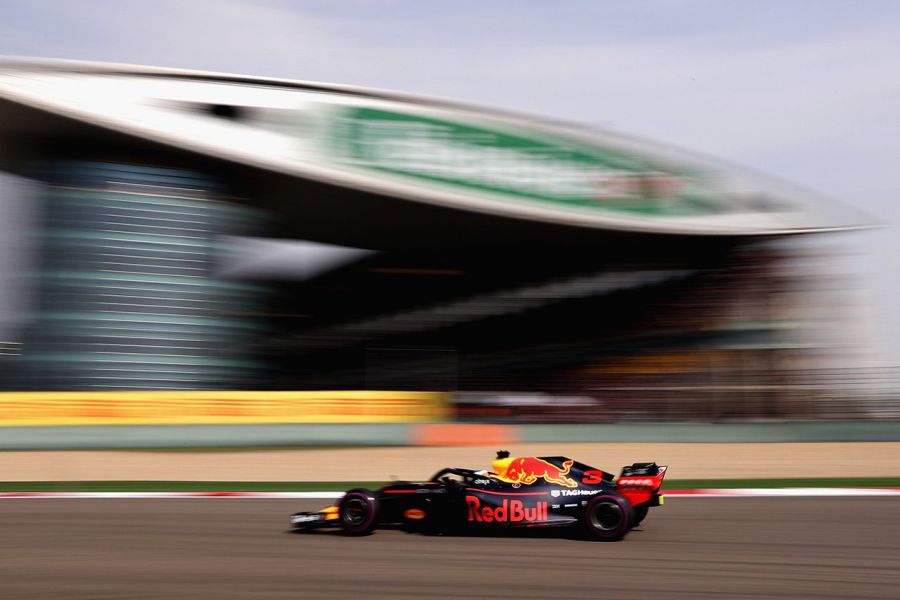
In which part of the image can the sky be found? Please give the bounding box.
[1,0,899,363]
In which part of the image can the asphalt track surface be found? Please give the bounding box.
[2,498,898,599]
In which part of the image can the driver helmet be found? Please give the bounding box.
[492,449,512,478]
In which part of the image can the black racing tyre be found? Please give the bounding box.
[583,493,633,541]
[631,505,649,528]
[338,488,379,536]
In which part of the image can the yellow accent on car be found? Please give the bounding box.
[320,506,340,520]
[659,495,665,506]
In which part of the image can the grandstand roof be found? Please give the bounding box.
[0,59,869,242]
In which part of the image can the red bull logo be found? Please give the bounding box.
[503,457,578,488]
[466,496,548,523]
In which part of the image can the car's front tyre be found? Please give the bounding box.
[338,489,379,536]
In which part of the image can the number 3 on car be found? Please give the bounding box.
[582,470,604,484]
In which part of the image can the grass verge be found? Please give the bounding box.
[0,477,899,492]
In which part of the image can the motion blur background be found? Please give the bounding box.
[0,1,897,444]
[2,3,900,599]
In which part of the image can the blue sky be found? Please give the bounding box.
[1,0,899,363]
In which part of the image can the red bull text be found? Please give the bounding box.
[466,495,548,523]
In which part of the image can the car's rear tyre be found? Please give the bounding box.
[631,505,649,528]
[583,493,633,541]
[338,489,379,536]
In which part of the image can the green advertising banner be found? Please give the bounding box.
[330,107,719,216]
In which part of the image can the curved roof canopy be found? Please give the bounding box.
[0,59,868,237]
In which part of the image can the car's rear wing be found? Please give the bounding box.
[617,462,668,507]
[620,462,666,478]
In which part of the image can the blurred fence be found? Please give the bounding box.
[1,384,894,429]
[455,366,900,423]
[0,391,449,426]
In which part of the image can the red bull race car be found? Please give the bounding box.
[290,451,667,540]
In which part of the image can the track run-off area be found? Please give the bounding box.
[1,496,898,599]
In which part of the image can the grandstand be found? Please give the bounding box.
[0,60,869,420]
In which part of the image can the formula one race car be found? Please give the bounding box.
[290,451,667,541]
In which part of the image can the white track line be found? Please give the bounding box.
[1,488,899,499]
